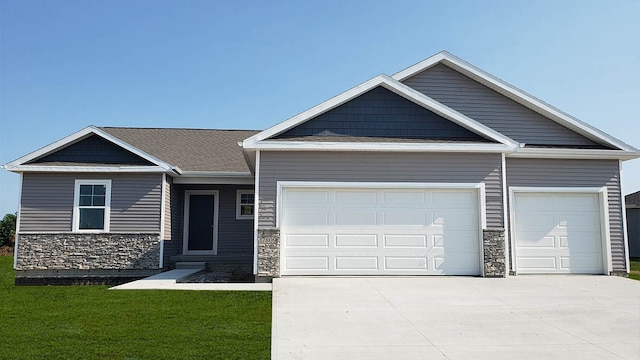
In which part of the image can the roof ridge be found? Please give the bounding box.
[99,126,261,132]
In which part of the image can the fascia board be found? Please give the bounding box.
[4,126,174,171]
[507,148,640,160]
[178,171,254,177]
[243,73,518,150]
[393,52,637,152]
[7,165,172,173]
[247,141,511,153]
[378,75,518,148]
[243,75,389,147]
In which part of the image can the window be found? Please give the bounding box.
[73,180,111,232]
[236,190,254,219]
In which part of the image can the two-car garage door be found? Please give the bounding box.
[279,186,481,276]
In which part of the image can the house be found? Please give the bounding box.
[626,191,640,259]
[4,51,639,284]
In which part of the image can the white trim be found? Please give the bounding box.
[277,181,486,276]
[392,51,639,153]
[72,179,112,233]
[253,150,260,275]
[7,165,172,173]
[249,141,512,153]
[13,173,23,270]
[501,153,509,277]
[182,190,219,255]
[179,171,253,177]
[620,161,630,273]
[508,186,612,275]
[172,176,254,185]
[243,75,519,150]
[3,126,175,171]
[236,190,255,220]
[159,174,167,269]
[508,148,639,160]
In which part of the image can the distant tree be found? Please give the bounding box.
[0,213,16,247]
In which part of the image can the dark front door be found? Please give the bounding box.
[185,192,217,253]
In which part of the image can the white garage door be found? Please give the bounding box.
[513,192,604,274]
[280,186,481,275]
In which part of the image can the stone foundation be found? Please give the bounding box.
[257,228,280,279]
[483,228,506,277]
[16,233,162,271]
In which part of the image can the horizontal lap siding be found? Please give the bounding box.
[506,158,625,271]
[403,64,603,147]
[259,151,503,228]
[20,173,162,232]
[174,184,254,255]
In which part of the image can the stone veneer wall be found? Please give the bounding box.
[257,228,280,278]
[16,233,161,271]
[483,228,506,277]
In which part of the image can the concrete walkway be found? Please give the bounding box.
[272,276,640,360]
[109,269,272,291]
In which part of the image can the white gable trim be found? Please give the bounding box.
[249,141,511,153]
[393,51,639,153]
[243,74,519,150]
[507,147,639,160]
[3,126,175,171]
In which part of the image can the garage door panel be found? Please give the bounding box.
[384,234,428,248]
[432,191,476,207]
[383,211,427,226]
[335,234,378,247]
[335,210,377,225]
[284,190,328,204]
[514,192,604,274]
[285,234,330,247]
[281,186,481,276]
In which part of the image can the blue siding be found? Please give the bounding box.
[275,86,491,142]
[30,135,154,165]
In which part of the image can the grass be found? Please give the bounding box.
[0,257,272,359]
[630,259,640,281]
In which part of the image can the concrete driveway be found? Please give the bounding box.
[272,276,640,360]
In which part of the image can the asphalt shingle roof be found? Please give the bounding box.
[100,127,259,173]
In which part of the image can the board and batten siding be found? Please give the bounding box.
[258,151,503,228]
[20,173,162,233]
[403,64,605,147]
[505,158,625,271]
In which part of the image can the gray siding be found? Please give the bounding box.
[403,64,607,148]
[29,135,154,165]
[627,208,640,258]
[506,158,625,271]
[172,184,254,255]
[20,173,162,232]
[163,175,172,240]
[258,151,503,228]
[275,86,491,142]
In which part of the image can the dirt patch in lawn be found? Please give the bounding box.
[0,245,14,256]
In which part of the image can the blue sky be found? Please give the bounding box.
[1,0,639,216]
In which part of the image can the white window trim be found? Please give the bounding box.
[73,179,112,233]
[236,190,255,220]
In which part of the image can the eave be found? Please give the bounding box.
[507,148,640,160]
[245,141,513,153]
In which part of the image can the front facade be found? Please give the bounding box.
[5,52,639,283]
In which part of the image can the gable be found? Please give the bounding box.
[273,86,493,143]
[402,63,612,149]
[28,134,156,166]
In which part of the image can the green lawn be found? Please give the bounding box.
[630,259,640,281]
[0,257,272,359]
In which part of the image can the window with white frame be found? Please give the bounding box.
[236,190,254,219]
[73,180,111,231]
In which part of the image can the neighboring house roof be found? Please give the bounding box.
[626,191,640,208]
[101,127,259,173]
[4,126,259,174]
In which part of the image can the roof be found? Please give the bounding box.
[101,127,259,173]
[626,191,640,207]
[4,126,259,174]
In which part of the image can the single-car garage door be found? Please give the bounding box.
[512,192,605,274]
[279,186,481,275]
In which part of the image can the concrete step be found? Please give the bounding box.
[174,262,206,270]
